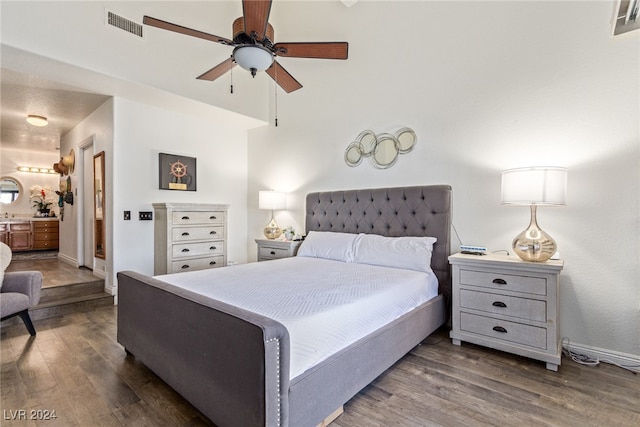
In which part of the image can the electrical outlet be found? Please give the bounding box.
[139,211,153,221]
[124,210,131,220]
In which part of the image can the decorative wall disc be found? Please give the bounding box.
[344,127,416,169]
[395,127,417,153]
[344,141,364,167]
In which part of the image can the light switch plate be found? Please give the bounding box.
[139,211,153,220]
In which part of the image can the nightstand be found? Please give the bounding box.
[449,252,564,371]
[255,239,302,261]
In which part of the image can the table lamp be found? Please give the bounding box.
[501,166,567,262]
[259,190,286,239]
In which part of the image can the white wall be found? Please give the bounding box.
[60,98,114,281]
[111,97,250,288]
[248,1,640,358]
[0,148,60,218]
[59,96,250,294]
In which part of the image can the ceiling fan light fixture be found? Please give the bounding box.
[26,114,48,127]
[233,45,274,77]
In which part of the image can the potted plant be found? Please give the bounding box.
[29,185,54,216]
[282,226,296,241]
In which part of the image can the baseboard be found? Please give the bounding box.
[57,252,78,267]
[563,339,640,373]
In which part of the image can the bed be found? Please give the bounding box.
[117,185,451,427]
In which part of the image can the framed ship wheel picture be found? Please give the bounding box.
[159,153,197,191]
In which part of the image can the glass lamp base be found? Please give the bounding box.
[263,216,282,240]
[512,205,557,262]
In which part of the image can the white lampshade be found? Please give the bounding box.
[233,46,274,74]
[501,167,567,206]
[259,190,286,210]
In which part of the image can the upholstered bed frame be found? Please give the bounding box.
[117,185,451,427]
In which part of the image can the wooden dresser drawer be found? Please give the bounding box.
[258,246,291,259]
[172,226,224,242]
[172,241,224,259]
[33,221,59,230]
[460,289,546,322]
[460,312,547,350]
[172,256,224,273]
[171,211,225,225]
[460,269,547,296]
[33,232,59,242]
[32,240,58,249]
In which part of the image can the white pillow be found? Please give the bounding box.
[297,231,357,262]
[0,242,12,290]
[352,234,437,273]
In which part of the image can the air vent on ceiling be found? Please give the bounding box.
[106,10,143,38]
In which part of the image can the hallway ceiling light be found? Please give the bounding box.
[26,115,48,127]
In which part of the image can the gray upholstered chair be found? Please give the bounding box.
[0,242,43,336]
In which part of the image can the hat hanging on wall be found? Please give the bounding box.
[54,161,68,175]
[62,149,75,174]
[53,149,75,176]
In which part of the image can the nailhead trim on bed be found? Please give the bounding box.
[266,337,282,426]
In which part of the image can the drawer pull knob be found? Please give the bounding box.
[210,246,217,250]
[209,261,217,265]
[181,216,190,220]
[181,265,190,269]
[270,251,276,255]
[492,301,507,308]
[181,248,190,253]
[493,326,508,333]
[492,278,507,285]
[210,215,217,220]
[210,231,217,235]
[181,232,190,236]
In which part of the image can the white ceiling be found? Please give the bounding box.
[1,68,111,152]
[0,1,355,150]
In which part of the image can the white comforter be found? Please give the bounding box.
[157,256,438,379]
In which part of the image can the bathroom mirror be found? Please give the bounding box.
[0,177,23,205]
[93,151,106,259]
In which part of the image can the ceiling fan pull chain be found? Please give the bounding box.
[274,70,279,127]
[230,57,234,94]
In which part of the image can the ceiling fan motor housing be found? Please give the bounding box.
[232,17,274,47]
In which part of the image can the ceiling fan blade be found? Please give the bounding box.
[196,57,236,81]
[143,16,233,45]
[266,61,303,93]
[242,0,272,41]
[273,42,349,60]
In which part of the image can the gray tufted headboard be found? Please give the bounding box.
[305,185,452,306]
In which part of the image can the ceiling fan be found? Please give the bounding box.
[143,0,349,93]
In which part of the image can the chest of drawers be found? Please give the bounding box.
[449,253,564,371]
[32,220,59,250]
[153,203,229,275]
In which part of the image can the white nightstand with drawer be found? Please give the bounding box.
[255,239,302,261]
[449,252,564,371]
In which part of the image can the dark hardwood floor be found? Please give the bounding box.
[1,306,638,427]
